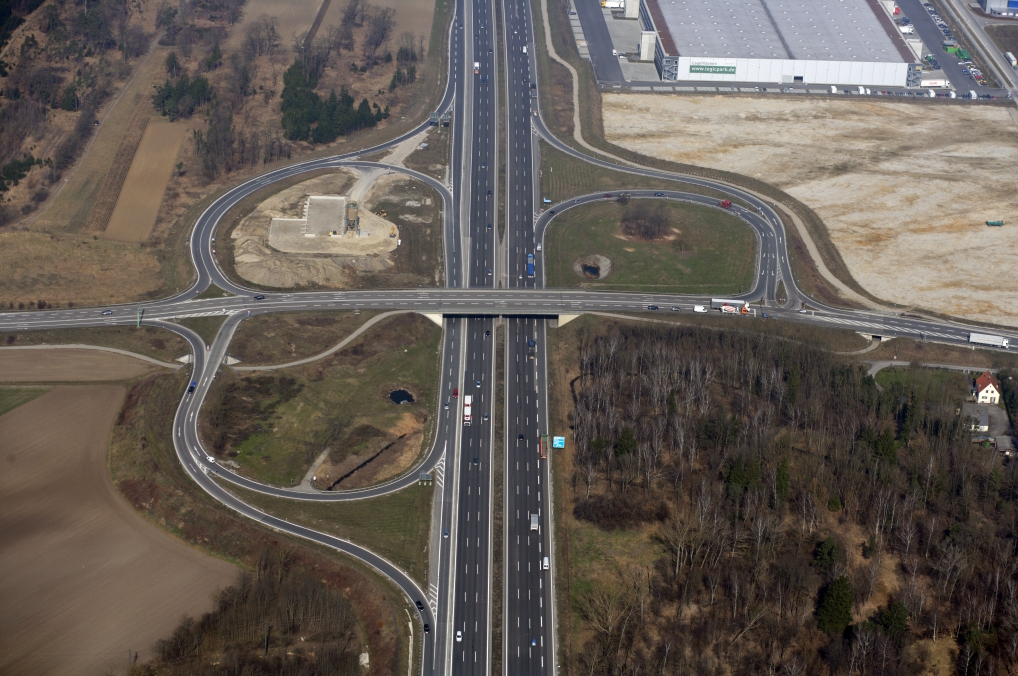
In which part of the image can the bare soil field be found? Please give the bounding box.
[601,95,1018,326]
[0,348,168,382]
[230,310,381,364]
[0,386,237,676]
[226,0,322,50]
[103,120,189,243]
[232,170,443,289]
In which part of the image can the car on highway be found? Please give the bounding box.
[671,306,681,311]
[762,313,770,319]
[518,433,524,440]
[102,309,113,315]
[487,268,492,276]
[444,400,449,410]
[188,381,197,393]
[536,243,542,252]
[416,600,424,611]
[424,624,430,633]
[573,198,579,203]
[531,638,537,646]
[473,457,479,465]
[647,305,659,310]
[549,210,555,215]
[485,329,491,337]
[604,193,612,199]
[798,309,808,314]
[693,305,707,313]
[206,456,216,464]
[487,189,492,195]
[483,412,489,421]
[475,380,481,388]
[456,631,462,642]
[453,388,458,398]
[443,529,449,538]
[253,294,265,300]
[654,192,664,197]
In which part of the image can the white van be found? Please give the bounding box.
[969,90,977,99]
[530,513,539,531]
[542,556,550,570]
[830,85,838,94]
[693,305,707,313]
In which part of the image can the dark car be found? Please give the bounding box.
[188,381,197,393]
[549,210,555,215]
[654,192,664,197]
[453,388,459,398]
[424,624,430,633]
[485,329,491,337]
[518,433,524,440]
[604,193,612,198]
[416,600,424,611]
[487,189,492,195]
[762,313,771,319]
[253,294,265,300]
[647,305,659,311]
[473,457,479,465]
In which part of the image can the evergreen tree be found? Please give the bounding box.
[816,575,853,635]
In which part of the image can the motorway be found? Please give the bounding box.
[3,0,1018,673]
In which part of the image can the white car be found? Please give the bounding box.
[536,243,542,252]
[206,456,216,464]
[456,631,463,642]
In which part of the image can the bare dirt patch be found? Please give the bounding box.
[226,0,323,51]
[232,170,442,289]
[601,95,1018,325]
[103,120,189,243]
[0,386,237,676]
[0,348,169,382]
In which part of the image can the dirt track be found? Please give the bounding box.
[601,95,1018,326]
[0,348,166,382]
[0,386,237,676]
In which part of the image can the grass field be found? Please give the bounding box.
[225,0,321,50]
[225,481,434,587]
[103,120,188,243]
[0,386,238,675]
[868,338,1018,370]
[540,142,734,205]
[230,310,381,365]
[986,24,1018,58]
[874,366,971,398]
[545,200,756,294]
[202,314,441,487]
[0,325,189,362]
[0,386,49,416]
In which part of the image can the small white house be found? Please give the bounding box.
[974,371,1001,405]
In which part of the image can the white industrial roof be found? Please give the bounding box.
[651,0,907,62]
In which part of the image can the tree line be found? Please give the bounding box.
[565,321,1018,675]
[280,60,384,144]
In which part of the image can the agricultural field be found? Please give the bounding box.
[0,348,171,382]
[0,325,189,363]
[0,386,237,676]
[544,199,756,294]
[201,313,441,488]
[601,95,1018,326]
[102,120,189,243]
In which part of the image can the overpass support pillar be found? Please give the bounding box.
[421,312,445,327]
[552,314,582,328]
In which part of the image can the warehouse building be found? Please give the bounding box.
[977,0,1018,17]
[638,0,922,87]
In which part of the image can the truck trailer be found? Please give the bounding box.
[527,253,535,278]
[463,395,473,425]
[969,333,1010,349]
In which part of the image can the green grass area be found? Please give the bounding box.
[875,367,970,397]
[545,200,756,294]
[0,387,50,417]
[230,310,382,365]
[0,325,189,362]
[205,314,442,487]
[173,316,228,346]
[540,141,734,205]
[225,481,434,587]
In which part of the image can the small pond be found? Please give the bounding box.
[389,389,415,404]
[582,264,601,278]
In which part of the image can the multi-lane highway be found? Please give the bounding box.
[3,1,1018,674]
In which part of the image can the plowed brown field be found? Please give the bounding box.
[0,348,166,382]
[0,386,237,676]
[103,120,188,243]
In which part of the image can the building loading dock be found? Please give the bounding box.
[637,0,921,87]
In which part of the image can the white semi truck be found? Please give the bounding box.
[969,333,1010,349]
[463,395,473,425]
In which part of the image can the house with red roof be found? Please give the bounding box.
[974,371,1000,405]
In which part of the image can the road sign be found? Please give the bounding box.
[552,436,565,448]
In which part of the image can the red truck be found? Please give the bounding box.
[718,199,732,208]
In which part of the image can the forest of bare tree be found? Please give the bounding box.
[563,322,1018,675]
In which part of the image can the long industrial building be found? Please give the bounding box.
[637,0,922,87]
